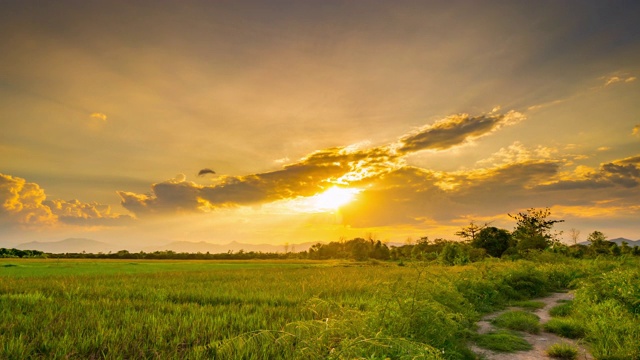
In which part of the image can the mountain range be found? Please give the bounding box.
[13,237,640,254]
[578,237,640,247]
[14,238,320,254]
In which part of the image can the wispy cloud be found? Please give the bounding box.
[475,141,557,167]
[604,75,636,86]
[90,112,107,121]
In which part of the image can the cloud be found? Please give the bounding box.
[0,173,132,227]
[603,74,636,86]
[90,112,107,121]
[538,154,640,190]
[118,109,524,215]
[119,145,395,214]
[339,160,562,228]
[397,111,525,153]
[551,204,640,219]
[633,125,640,136]
[476,141,557,167]
[0,173,56,225]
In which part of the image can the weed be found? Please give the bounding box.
[509,300,545,310]
[491,310,541,334]
[547,342,578,359]
[549,301,573,317]
[544,318,585,339]
[474,330,532,352]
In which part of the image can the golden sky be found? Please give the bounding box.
[1,1,640,248]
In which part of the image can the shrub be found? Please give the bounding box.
[500,267,548,299]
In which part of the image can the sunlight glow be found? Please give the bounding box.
[311,187,361,211]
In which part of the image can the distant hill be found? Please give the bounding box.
[579,237,640,247]
[16,238,118,253]
[143,240,320,254]
[15,238,322,254]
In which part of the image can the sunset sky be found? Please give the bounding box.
[2,1,640,249]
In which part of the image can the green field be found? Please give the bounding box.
[1,257,639,359]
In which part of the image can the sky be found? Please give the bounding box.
[1,0,640,249]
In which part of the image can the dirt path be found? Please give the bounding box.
[470,292,593,360]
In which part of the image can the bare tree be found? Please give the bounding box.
[569,228,580,245]
[455,221,488,242]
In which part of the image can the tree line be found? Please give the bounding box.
[3,208,638,262]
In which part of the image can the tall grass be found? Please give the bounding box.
[1,256,636,359]
[570,266,640,359]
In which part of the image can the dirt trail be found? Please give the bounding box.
[470,292,593,360]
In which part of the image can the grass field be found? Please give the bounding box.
[1,256,639,359]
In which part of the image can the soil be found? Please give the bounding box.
[470,292,593,360]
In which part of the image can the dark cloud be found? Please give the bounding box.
[602,163,640,188]
[539,154,640,191]
[340,167,450,227]
[118,148,370,214]
[614,155,640,165]
[341,161,562,227]
[398,111,524,153]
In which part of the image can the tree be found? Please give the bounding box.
[569,228,581,245]
[438,242,470,266]
[471,227,513,258]
[509,208,564,252]
[587,230,610,254]
[455,221,487,242]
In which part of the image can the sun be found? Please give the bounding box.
[312,186,360,210]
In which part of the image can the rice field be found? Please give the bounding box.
[1,256,638,359]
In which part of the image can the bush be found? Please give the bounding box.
[500,267,548,299]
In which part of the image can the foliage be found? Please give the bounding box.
[471,227,512,258]
[308,237,391,260]
[490,310,541,334]
[499,265,549,299]
[454,221,487,242]
[546,342,579,359]
[568,266,640,359]
[0,248,46,258]
[586,230,612,254]
[438,242,471,266]
[509,207,564,252]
